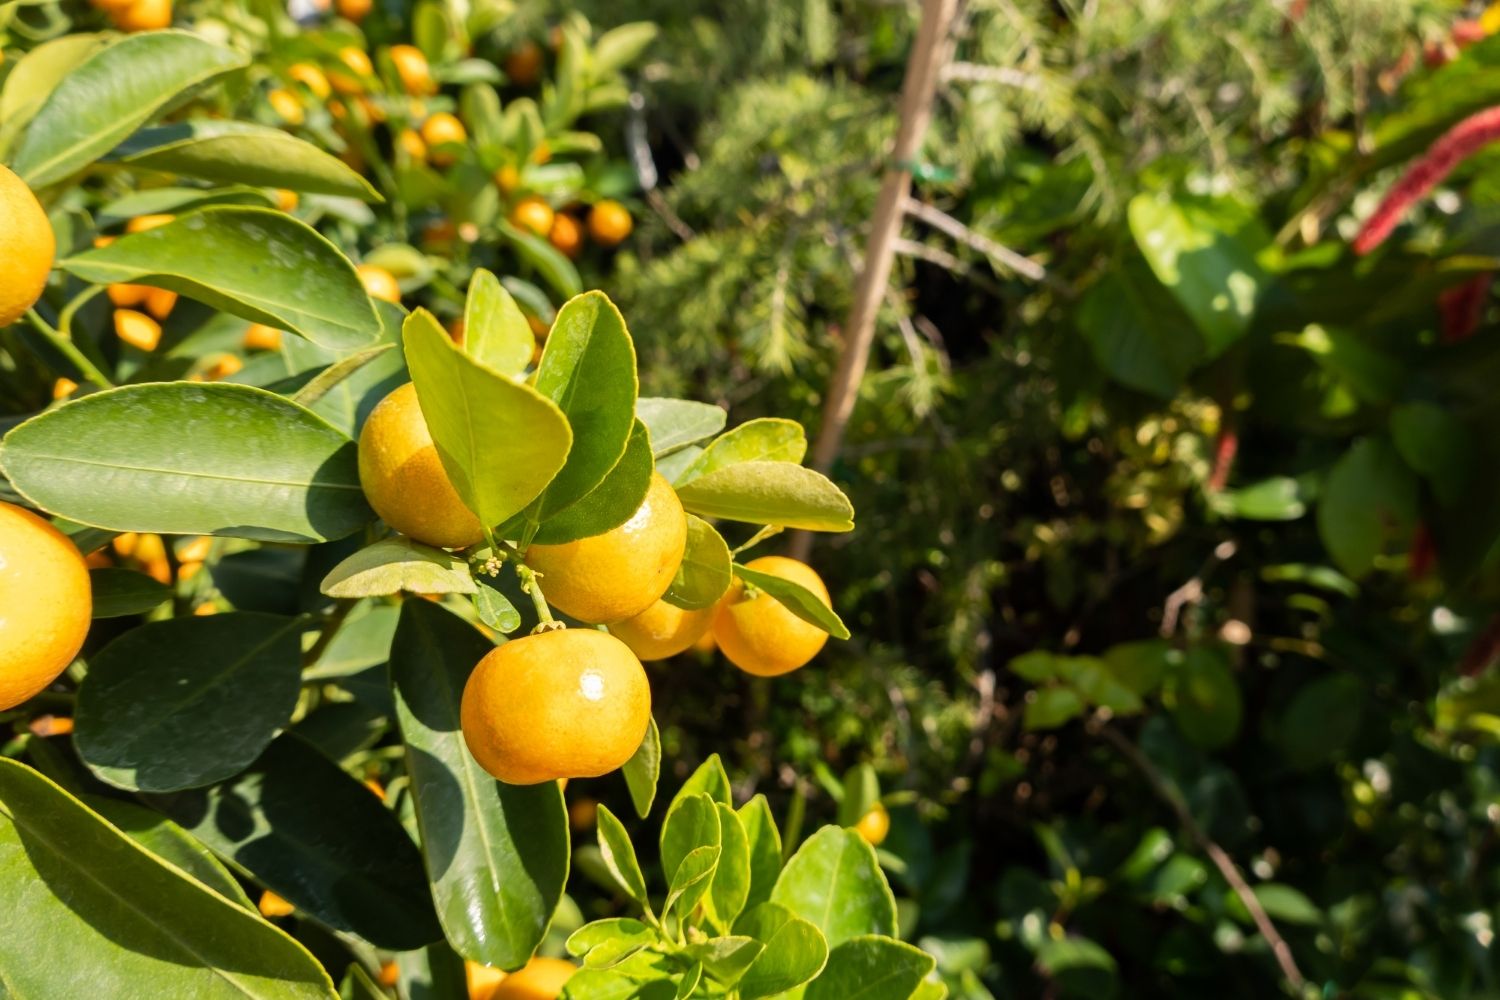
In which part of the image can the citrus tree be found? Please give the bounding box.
[0,16,916,1000]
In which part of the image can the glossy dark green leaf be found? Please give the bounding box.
[623,716,661,818]
[734,902,830,1000]
[596,804,651,907]
[1390,401,1474,506]
[679,419,807,483]
[405,309,571,533]
[75,613,304,793]
[115,121,381,201]
[390,600,568,969]
[11,31,247,187]
[1317,436,1419,579]
[145,734,443,950]
[771,827,896,948]
[738,794,783,912]
[1162,646,1242,750]
[662,516,731,611]
[805,937,936,1000]
[677,462,854,532]
[320,537,477,598]
[0,383,371,543]
[532,420,652,545]
[0,33,109,150]
[84,794,254,908]
[1077,259,1203,399]
[0,758,336,999]
[88,567,170,618]
[530,292,639,522]
[734,563,849,639]
[464,269,535,377]
[636,398,726,457]
[291,343,400,412]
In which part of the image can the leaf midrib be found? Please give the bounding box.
[12,452,362,492]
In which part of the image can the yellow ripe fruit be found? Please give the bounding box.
[494,164,520,195]
[503,40,543,87]
[587,200,633,247]
[713,555,830,677]
[269,88,305,125]
[530,141,551,166]
[111,0,172,31]
[52,377,79,400]
[126,213,174,234]
[547,212,582,259]
[422,112,467,165]
[145,287,177,320]
[177,536,213,563]
[397,128,428,161]
[203,354,243,381]
[526,473,687,624]
[243,323,283,351]
[854,802,890,846]
[275,188,299,212]
[356,264,402,303]
[90,0,137,10]
[461,629,650,785]
[114,309,162,351]
[107,283,151,308]
[390,44,435,96]
[509,196,554,238]
[489,957,578,1000]
[288,62,332,100]
[378,961,399,988]
[357,383,484,549]
[0,164,55,328]
[258,890,294,918]
[0,502,91,712]
[336,0,372,21]
[610,599,713,661]
[466,962,506,1000]
[568,797,598,831]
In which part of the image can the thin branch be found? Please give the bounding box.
[893,236,1006,297]
[24,309,111,390]
[1160,540,1238,638]
[1098,723,1307,992]
[903,197,1051,283]
[942,61,1043,91]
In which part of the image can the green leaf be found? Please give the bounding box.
[390,600,569,969]
[707,803,753,930]
[464,269,535,377]
[404,309,572,533]
[1279,674,1362,770]
[475,575,523,634]
[61,207,381,351]
[88,567,170,618]
[1391,401,1473,506]
[663,515,732,610]
[1210,477,1307,521]
[114,121,381,201]
[0,33,109,151]
[291,343,400,412]
[686,936,764,986]
[340,965,385,1000]
[738,795,783,912]
[836,765,880,828]
[84,794,254,908]
[636,398,726,457]
[804,937,936,1000]
[674,962,703,1000]
[596,804,651,906]
[145,734,443,950]
[734,902,830,1000]
[623,716,661,819]
[1054,657,1144,715]
[320,537,478,598]
[673,754,733,809]
[593,22,658,75]
[530,292,639,522]
[74,613,303,793]
[1077,259,1203,399]
[1035,936,1117,999]
[679,419,808,483]
[661,793,722,918]
[0,758,336,999]
[499,220,582,298]
[656,446,703,486]
[1101,641,1174,697]
[1316,436,1419,579]
[11,31,247,187]
[677,462,854,532]
[1232,884,1323,927]
[771,827,897,949]
[567,918,656,969]
[1162,646,1242,750]
[0,383,371,543]
[1023,687,1085,730]
[532,420,653,545]
[1127,193,1267,357]
[734,562,849,640]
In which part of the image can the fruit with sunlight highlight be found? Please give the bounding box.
[526,473,687,624]
[461,629,650,785]
[854,802,890,846]
[587,200,633,246]
[358,383,484,549]
[488,957,577,1000]
[0,502,91,712]
[713,556,830,676]
[610,599,714,661]
[509,196,555,237]
[357,264,401,303]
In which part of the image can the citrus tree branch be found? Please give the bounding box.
[24,308,112,390]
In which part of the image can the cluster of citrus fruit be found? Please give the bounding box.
[508,194,634,260]
[356,382,833,786]
[85,0,172,32]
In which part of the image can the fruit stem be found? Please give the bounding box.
[517,564,558,627]
[56,285,104,341]
[24,308,112,390]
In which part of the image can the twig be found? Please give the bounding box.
[1098,723,1307,992]
[941,62,1043,91]
[892,236,1005,297]
[303,599,356,668]
[903,197,1051,283]
[628,90,696,242]
[24,309,111,390]
[1160,540,1238,638]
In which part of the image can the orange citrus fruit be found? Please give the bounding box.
[114,309,162,351]
[145,288,177,320]
[396,128,428,161]
[268,88,305,125]
[0,502,91,711]
[356,264,402,303]
[587,200,633,246]
[489,958,577,1000]
[461,629,650,785]
[503,40,543,87]
[509,196,554,237]
[547,213,582,259]
[336,0,371,21]
[526,472,687,624]
[107,283,151,308]
[243,323,283,351]
[853,802,890,846]
[390,44,436,96]
[125,214,174,234]
[610,599,713,661]
[466,962,505,1000]
[421,112,467,165]
[258,890,294,918]
[288,63,332,100]
[494,164,521,194]
[357,383,484,549]
[110,0,171,30]
[713,556,830,676]
[0,164,55,328]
